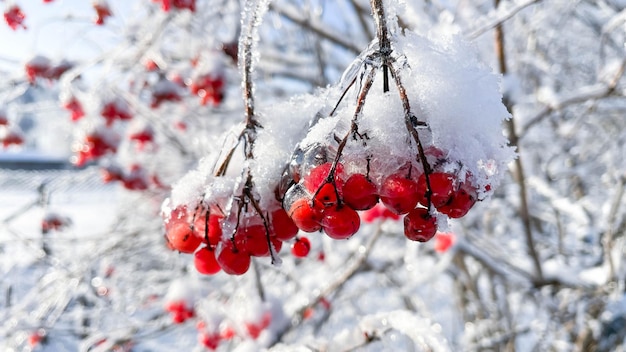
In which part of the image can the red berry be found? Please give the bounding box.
[271,208,299,241]
[235,224,273,257]
[93,2,112,25]
[434,232,456,253]
[193,212,223,247]
[129,129,154,150]
[342,173,378,210]
[28,330,46,347]
[63,97,85,121]
[416,172,455,208]
[291,236,311,257]
[166,221,202,253]
[361,203,401,223]
[288,197,324,233]
[303,162,344,193]
[4,5,26,31]
[379,173,419,215]
[199,331,221,350]
[315,182,340,207]
[2,131,24,148]
[245,312,271,339]
[403,208,437,242]
[220,323,236,340]
[322,206,360,240]
[216,241,250,275]
[194,247,221,275]
[437,183,477,218]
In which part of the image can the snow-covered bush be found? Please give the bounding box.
[1,0,625,351]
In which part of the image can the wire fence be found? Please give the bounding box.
[0,167,111,194]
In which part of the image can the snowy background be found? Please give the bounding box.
[1,0,626,351]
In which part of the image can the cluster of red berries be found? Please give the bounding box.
[128,126,155,151]
[3,5,26,31]
[163,199,306,275]
[27,329,47,348]
[190,73,225,106]
[283,145,479,243]
[62,96,86,122]
[195,311,271,350]
[92,1,112,25]
[72,129,119,166]
[150,79,183,108]
[101,99,133,126]
[0,114,24,149]
[24,56,73,84]
[41,212,71,234]
[157,0,196,12]
[165,299,196,324]
[101,164,164,191]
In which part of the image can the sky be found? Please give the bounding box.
[0,0,135,72]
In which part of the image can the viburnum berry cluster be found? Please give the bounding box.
[3,4,26,30]
[92,0,112,25]
[0,110,25,149]
[41,211,72,234]
[161,0,514,276]
[24,55,73,84]
[157,0,196,13]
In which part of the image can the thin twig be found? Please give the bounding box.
[494,0,543,281]
[269,2,362,54]
[468,0,541,39]
[370,0,391,92]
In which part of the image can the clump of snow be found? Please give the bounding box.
[295,27,514,197]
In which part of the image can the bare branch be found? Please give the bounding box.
[269,2,363,54]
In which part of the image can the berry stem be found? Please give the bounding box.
[240,0,267,134]
[243,175,282,265]
[370,0,391,93]
[494,0,543,281]
[313,68,377,204]
[214,0,270,176]
[388,64,434,210]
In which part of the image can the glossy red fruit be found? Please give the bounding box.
[379,173,419,215]
[235,224,277,257]
[271,208,299,241]
[194,247,221,275]
[437,183,477,218]
[315,182,340,207]
[166,221,202,253]
[216,241,250,275]
[322,206,360,240]
[416,172,456,208]
[403,208,437,242]
[288,197,324,232]
[193,212,223,248]
[342,173,378,210]
[303,162,344,193]
[291,236,311,257]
